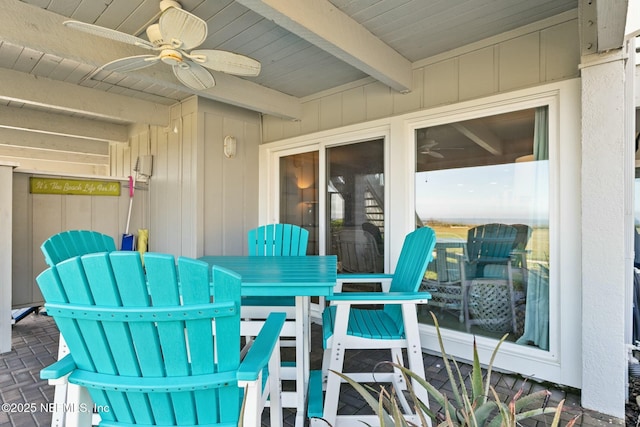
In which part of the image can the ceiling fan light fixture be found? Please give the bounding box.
[159,49,183,66]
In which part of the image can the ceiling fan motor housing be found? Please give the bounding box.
[146,24,165,46]
[160,0,182,12]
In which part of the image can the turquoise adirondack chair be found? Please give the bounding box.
[308,226,437,426]
[40,230,118,427]
[461,223,519,333]
[41,230,116,267]
[38,251,285,427]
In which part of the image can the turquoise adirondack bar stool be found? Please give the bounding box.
[247,223,308,257]
[244,223,308,313]
[245,224,309,404]
[38,251,286,427]
[308,226,437,426]
[40,230,118,427]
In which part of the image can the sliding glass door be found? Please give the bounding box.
[279,151,319,254]
[277,139,386,272]
[326,140,385,274]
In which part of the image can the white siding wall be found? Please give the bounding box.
[11,173,133,308]
[262,17,579,142]
[124,97,261,258]
[200,98,261,257]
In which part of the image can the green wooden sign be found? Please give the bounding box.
[30,177,121,196]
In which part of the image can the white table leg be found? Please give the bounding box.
[294,296,311,427]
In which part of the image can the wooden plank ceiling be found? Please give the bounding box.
[0,0,581,126]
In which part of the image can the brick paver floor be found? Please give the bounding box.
[0,312,624,427]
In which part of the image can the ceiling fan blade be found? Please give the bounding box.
[427,151,445,159]
[189,50,261,76]
[63,21,155,50]
[173,62,215,90]
[159,7,207,50]
[101,55,160,73]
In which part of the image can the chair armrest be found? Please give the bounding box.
[337,273,394,282]
[327,291,431,304]
[41,353,76,380]
[336,274,393,292]
[237,312,286,381]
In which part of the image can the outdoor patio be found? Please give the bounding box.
[0,312,622,427]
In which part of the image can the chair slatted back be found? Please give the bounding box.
[511,223,532,250]
[384,227,437,331]
[248,224,309,256]
[464,223,518,280]
[41,230,116,267]
[335,229,381,273]
[37,252,243,426]
[466,223,517,263]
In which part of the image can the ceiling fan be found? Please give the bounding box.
[418,139,463,159]
[63,0,261,91]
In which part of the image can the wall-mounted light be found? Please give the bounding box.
[163,119,179,134]
[224,136,237,158]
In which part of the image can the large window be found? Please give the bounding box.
[415,107,550,350]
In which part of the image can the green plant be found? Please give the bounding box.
[334,311,578,427]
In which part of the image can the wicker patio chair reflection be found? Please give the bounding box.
[335,228,384,273]
[461,223,519,333]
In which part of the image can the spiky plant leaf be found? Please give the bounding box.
[331,370,396,426]
[472,401,499,425]
[512,389,552,411]
[482,332,509,404]
[470,338,485,405]
[389,363,457,418]
[430,312,464,406]
[550,399,565,427]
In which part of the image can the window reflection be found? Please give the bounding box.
[327,140,385,273]
[279,152,319,254]
[416,108,550,350]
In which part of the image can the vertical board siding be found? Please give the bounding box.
[128,98,260,258]
[11,173,131,307]
[498,33,541,92]
[424,58,458,108]
[199,99,261,257]
[262,17,580,143]
[459,47,496,100]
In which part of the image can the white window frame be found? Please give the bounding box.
[259,79,582,387]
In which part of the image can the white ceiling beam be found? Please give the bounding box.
[235,0,413,93]
[0,0,301,120]
[0,127,109,159]
[0,105,129,142]
[579,0,628,55]
[595,0,628,50]
[450,122,503,156]
[0,68,170,126]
